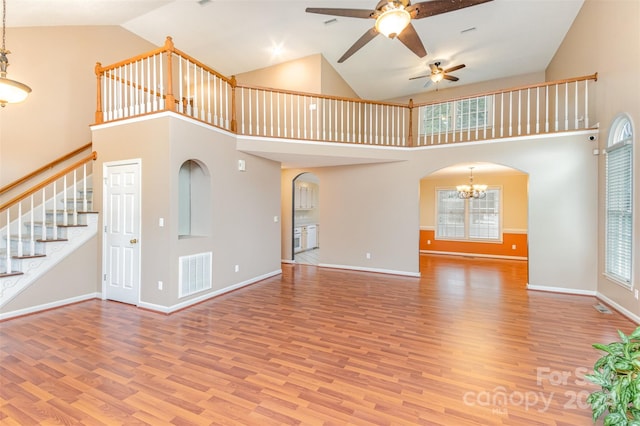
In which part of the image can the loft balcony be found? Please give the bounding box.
[94,37,597,151]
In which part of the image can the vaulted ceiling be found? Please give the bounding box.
[11,0,583,100]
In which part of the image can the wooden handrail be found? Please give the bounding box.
[0,152,97,212]
[235,82,409,108]
[0,143,93,196]
[413,73,598,108]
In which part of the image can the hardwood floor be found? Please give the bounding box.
[0,254,635,425]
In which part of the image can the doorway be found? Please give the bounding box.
[418,163,529,277]
[102,160,141,305]
[292,172,320,265]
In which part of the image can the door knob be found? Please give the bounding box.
[130,238,138,244]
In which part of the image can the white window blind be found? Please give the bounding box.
[605,117,633,285]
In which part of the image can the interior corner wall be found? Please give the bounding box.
[546,0,640,317]
[320,56,360,98]
[0,26,156,186]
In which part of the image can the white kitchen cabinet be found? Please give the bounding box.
[305,225,317,249]
[295,183,316,210]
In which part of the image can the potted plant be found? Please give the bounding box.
[586,325,640,425]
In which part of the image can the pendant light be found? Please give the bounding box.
[0,0,31,107]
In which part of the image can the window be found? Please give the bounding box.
[605,115,633,286]
[421,96,492,135]
[436,188,501,240]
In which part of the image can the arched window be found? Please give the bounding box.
[179,160,211,238]
[605,115,633,286]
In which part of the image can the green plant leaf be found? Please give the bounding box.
[604,412,628,426]
[619,330,630,344]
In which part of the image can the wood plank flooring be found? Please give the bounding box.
[0,254,635,425]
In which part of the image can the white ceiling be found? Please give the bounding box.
[10,0,584,101]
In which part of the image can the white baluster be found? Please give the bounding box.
[500,92,504,138]
[564,82,569,130]
[62,175,68,226]
[241,87,245,134]
[41,188,47,241]
[5,210,11,273]
[574,81,579,130]
[535,87,540,134]
[584,80,589,128]
[17,203,23,258]
[73,170,78,226]
[29,195,35,256]
[52,181,58,240]
[83,163,88,212]
[554,84,559,131]
[545,85,549,133]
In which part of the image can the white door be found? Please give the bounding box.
[103,160,141,305]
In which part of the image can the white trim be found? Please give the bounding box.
[503,228,528,234]
[137,269,282,314]
[596,292,640,324]
[420,250,527,261]
[318,263,420,278]
[90,111,236,138]
[102,159,142,306]
[0,292,100,321]
[281,259,296,264]
[526,284,597,296]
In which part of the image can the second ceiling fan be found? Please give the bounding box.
[306,0,492,63]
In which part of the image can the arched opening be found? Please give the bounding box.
[178,159,211,238]
[292,172,320,264]
[419,162,529,279]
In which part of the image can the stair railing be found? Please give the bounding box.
[0,142,93,198]
[0,152,97,276]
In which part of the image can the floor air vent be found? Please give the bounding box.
[593,303,612,314]
[179,252,212,298]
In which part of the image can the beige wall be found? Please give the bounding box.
[547,0,640,317]
[420,171,528,231]
[2,237,98,313]
[276,131,598,288]
[0,26,155,186]
[92,115,282,310]
[235,53,358,98]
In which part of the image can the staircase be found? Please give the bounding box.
[0,151,98,308]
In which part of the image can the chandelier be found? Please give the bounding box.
[457,167,487,199]
[0,0,31,107]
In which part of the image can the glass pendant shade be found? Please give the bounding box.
[375,8,411,38]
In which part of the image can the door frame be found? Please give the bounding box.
[101,158,142,304]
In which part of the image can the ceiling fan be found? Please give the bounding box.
[410,61,466,85]
[306,0,492,63]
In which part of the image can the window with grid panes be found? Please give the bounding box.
[436,188,501,240]
[421,96,491,135]
[605,116,633,286]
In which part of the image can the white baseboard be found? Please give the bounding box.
[319,263,421,278]
[420,250,527,261]
[138,269,283,314]
[526,284,597,296]
[0,292,101,321]
[596,292,640,324]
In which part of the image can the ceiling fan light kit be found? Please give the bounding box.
[375,7,411,38]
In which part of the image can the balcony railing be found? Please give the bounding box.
[95,37,598,147]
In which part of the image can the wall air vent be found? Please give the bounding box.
[179,252,212,298]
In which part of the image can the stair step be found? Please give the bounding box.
[13,254,47,260]
[0,271,23,278]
